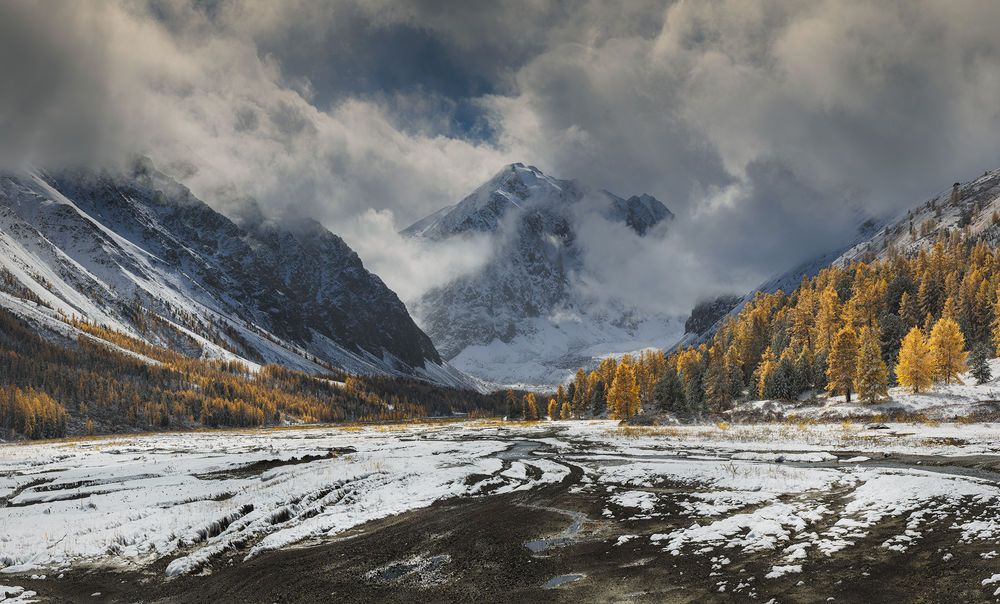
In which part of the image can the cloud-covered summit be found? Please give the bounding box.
[3,0,1000,314]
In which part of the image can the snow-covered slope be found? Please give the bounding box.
[731,356,1000,422]
[833,168,1000,266]
[0,160,472,388]
[403,163,682,388]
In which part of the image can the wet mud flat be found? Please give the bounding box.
[10,424,1000,603]
[17,481,1000,603]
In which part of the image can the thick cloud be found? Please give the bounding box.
[483,0,1000,312]
[2,0,1000,314]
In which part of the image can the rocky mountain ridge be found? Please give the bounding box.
[0,159,472,387]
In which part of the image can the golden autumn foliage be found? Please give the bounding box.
[929,317,966,384]
[522,393,538,420]
[990,285,1000,354]
[896,327,934,394]
[571,368,587,417]
[855,326,888,403]
[0,306,508,439]
[564,228,1000,412]
[561,349,669,420]
[0,386,67,439]
[606,355,640,420]
[702,343,732,412]
[813,286,842,356]
[756,346,778,398]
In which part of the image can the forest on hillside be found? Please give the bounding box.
[554,229,1000,420]
[0,306,510,440]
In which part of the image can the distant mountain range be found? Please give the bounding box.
[0,159,473,388]
[6,157,985,394]
[402,163,683,388]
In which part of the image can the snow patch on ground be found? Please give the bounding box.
[609,491,658,512]
[731,452,837,463]
[8,417,1000,597]
[764,564,802,579]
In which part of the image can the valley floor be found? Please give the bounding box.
[5,420,1000,602]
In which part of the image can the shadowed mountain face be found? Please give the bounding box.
[402,163,680,386]
[0,159,457,382]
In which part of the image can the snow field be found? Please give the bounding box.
[0,425,557,576]
[6,419,1000,601]
[546,420,1000,599]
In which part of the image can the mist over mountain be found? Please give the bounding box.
[402,163,682,387]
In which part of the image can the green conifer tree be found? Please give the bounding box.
[969,342,992,385]
[855,327,889,403]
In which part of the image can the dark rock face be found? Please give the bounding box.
[601,192,674,236]
[232,217,442,368]
[684,295,743,337]
[1,159,440,373]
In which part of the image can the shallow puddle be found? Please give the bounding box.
[542,573,584,588]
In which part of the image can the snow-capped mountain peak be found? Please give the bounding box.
[400,163,682,387]
[402,162,671,241]
[401,163,581,240]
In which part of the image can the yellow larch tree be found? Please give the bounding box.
[842,298,863,332]
[607,357,640,419]
[633,354,650,405]
[571,369,587,416]
[929,317,966,385]
[813,286,842,356]
[790,285,815,352]
[599,357,619,390]
[756,346,778,398]
[896,327,934,393]
[703,343,732,412]
[547,398,559,420]
[848,275,885,331]
[991,286,1000,355]
[647,349,667,389]
[972,278,994,342]
[523,393,538,420]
